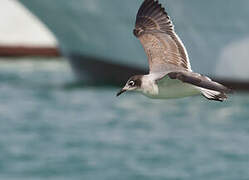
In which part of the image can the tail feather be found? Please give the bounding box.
[200,88,228,102]
[167,71,233,101]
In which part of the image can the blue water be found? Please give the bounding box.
[0,58,249,180]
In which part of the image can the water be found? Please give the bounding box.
[0,58,249,180]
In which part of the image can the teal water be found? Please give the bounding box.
[0,58,249,180]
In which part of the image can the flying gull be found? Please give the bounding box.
[117,0,232,101]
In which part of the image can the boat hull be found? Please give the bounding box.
[18,0,249,82]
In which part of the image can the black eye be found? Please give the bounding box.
[128,81,135,86]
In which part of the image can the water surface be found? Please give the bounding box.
[0,58,248,180]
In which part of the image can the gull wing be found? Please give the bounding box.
[167,71,232,94]
[134,0,191,73]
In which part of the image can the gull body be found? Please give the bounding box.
[117,0,231,101]
[140,74,200,99]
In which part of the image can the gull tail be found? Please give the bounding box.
[200,88,228,102]
[197,79,233,102]
[167,71,233,102]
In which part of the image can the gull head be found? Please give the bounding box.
[116,75,143,97]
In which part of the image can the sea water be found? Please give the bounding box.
[0,58,248,180]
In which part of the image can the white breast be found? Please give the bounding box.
[141,75,200,99]
[141,75,159,96]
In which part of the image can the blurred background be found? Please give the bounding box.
[0,0,249,180]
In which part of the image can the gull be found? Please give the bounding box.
[117,0,231,101]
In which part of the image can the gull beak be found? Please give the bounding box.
[116,88,127,97]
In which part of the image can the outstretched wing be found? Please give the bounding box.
[134,0,191,73]
[167,71,232,94]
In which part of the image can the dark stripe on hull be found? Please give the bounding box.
[0,45,60,57]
